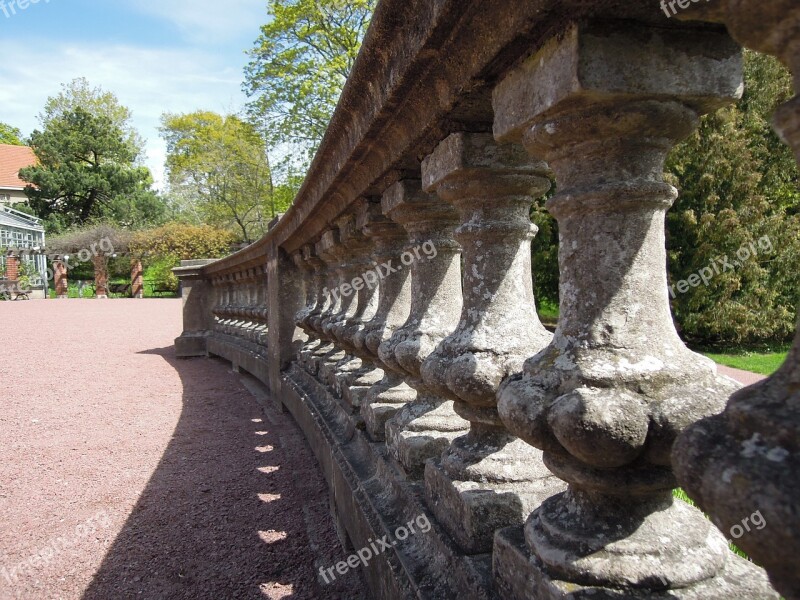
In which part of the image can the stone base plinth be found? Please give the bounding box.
[175,333,208,358]
[362,400,405,441]
[386,399,469,479]
[424,458,558,555]
[493,526,779,600]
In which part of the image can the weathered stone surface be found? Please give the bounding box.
[174,3,799,598]
[494,21,775,598]
[374,179,470,478]
[356,196,416,441]
[420,132,563,554]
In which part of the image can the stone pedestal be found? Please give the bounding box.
[420,132,563,554]
[493,21,776,598]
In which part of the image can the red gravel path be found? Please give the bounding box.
[0,299,366,600]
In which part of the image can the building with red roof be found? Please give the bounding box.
[0,143,37,206]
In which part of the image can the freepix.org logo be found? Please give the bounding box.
[1,0,51,20]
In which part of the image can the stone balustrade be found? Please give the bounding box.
[175,2,798,598]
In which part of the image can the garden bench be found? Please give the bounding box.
[109,283,132,297]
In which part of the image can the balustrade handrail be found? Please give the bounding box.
[194,0,699,278]
[174,3,799,599]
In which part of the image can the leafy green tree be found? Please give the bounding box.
[529,51,799,345]
[21,107,161,232]
[243,0,375,171]
[40,78,145,160]
[0,122,23,145]
[161,111,287,243]
[665,51,800,344]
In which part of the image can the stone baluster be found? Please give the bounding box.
[293,247,316,338]
[672,3,800,599]
[359,194,416,441]
[320,214,364,388]
[375,180,470,478]
[417,132,562,554]
[317,226,355,382]
[335,199,384,407]
[247,272,262,344]
[298,244,328,371]
[492,22,776,598]
[215,278,228,334]
[308,230,341,374]
[260,266,270,346]
[231,274,244,336]
[327,201,383,405]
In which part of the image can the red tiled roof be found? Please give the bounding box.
[0,144,37,189]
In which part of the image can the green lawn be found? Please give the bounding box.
[701,348,789,376]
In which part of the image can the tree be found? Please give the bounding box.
[161,111,287,243]
[665,51,800,344]
[21,107,162,232]
[529,51,799,345]
[40,78,145,161]
[0,122,23,145]
[243,0,375,172]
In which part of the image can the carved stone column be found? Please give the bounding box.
[672,4,800,599]
[309,230,343,374]
[298,244,328,371]
[493,22,775,598]
[419,132,562,554]
[375,180,470,478]
[321,214,367,388]
[359,193,416,442]
[334,199,384,407]
[255,266,269,348]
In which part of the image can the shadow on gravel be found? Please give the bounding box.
[81,346,366,600]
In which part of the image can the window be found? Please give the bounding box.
[0,194,10,203]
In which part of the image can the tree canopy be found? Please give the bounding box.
[0,122,23,145]
[530,51,799,346]
[21,107,163,232]
[40,77,145,160]
[160,111,288,243]
[243,0,375,175]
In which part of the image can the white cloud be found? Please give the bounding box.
[0,40,249,190]
[124,0,266,44]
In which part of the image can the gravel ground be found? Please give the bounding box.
[0,299,765,600]
[0,299,367,600]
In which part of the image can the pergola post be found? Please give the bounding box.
[54,259,69,299]
[5,252,19,281]
[93,254,108,299]
[131,258,144,299]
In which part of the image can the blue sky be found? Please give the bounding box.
[0,0,267,189]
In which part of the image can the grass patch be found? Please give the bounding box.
[700,346,789,376]
[537,297,559,328]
